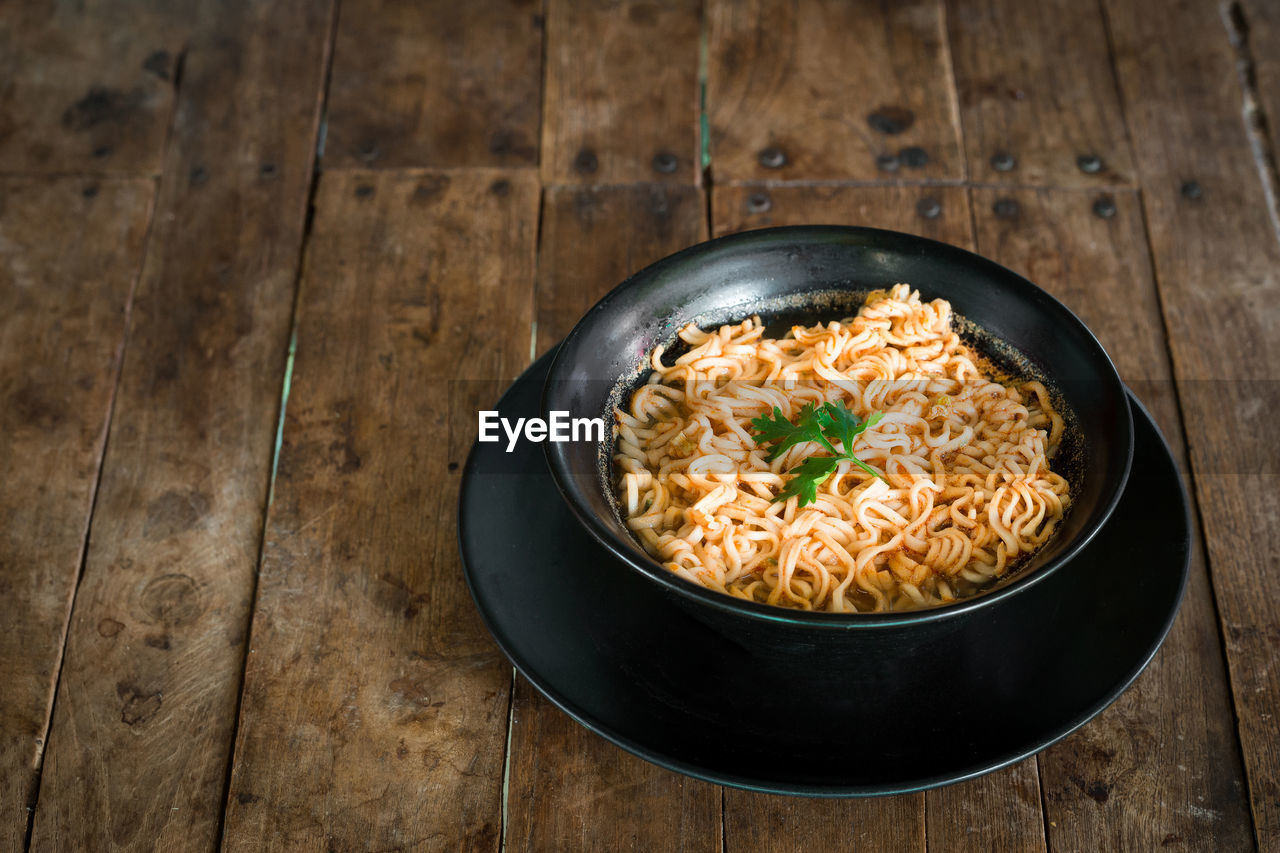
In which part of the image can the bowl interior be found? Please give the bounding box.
[543,226,1133,623]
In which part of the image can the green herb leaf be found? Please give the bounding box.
[818,401,883,454]
[773,456,840,506]
[751,399,886,507]
[749,403,837,461]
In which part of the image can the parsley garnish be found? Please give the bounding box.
[750,401,885,506]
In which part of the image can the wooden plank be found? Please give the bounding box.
[541,0,702,185]
[506,679,720,853]
[221,169,539,851]
[507,182,717,852]
[724,793,923,853]
[970,186,1255,851]
[0,2,189,175]
[27,0,334,848]
[714,183,1046,853]
[323,0,543,170]
[1104,0,1280,845]
[945,0,1135,186]
[0,177,153,853]
[535,182,708,356]
[927,760,1045,853]
[706,0,963,182]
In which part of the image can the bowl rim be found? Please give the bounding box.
[542,224,1135,629]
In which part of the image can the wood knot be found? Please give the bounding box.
[117,682,163,726]
[139,573,203,627]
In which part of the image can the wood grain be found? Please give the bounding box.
[706,0,963,182]
[1104,0,1280,845]
[0,177,153,853]
[725,793,923,853]
[507,182,717,852]
[715,184,1051,853]
[27,0,334,848]
[535,183,708,357]
[506,678,720,853]
[221,169,539,851]
[946,0,1135,186]
[970,187,1255,851]
[926,760,1046,852]
[324,0,543,170]
[541,0,702,185]
[0,1,188,175]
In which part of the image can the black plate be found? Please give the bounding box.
[459,349,1189,796]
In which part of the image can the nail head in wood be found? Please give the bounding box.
[746,192,772,214]
[993,198,1019,219]
[574,148,599,174]
[1181,180,1203,200]
[867,106,915,135]
[1092,195,1117,218]
[916,197,942,219]
[991,151,1016,172]
[899,147,928,169]
[876,153,900,172]
[1077,154,1104,174]
[652,152,678,174]
[758,147,787,169]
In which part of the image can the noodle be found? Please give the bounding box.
[613,285,1071,612]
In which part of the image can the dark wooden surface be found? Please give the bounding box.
[0,178,154,853]
[223,169,539,851]
[323,0,543,170]
[946,0,1136,187]
[541,0,702,185]
[22,0,334,848]
[707,0,964,183]
[1,0,1276,849]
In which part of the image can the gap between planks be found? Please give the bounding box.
[1129,181,1261,848]
[1129,175,1256,822]
[499,666,516,853]
[213,0,344,844]
[1223,0,1280,242]
[11,3,187,824]
[16,175,161,852]
[713,178,1137,192]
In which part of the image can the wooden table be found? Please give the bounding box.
[3,1,1277,849]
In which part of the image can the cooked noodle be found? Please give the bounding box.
[613,285,1071,612]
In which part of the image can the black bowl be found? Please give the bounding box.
[542,226,1132,641]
